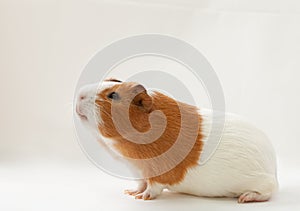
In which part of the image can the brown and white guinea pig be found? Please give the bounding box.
[75,78,278,203]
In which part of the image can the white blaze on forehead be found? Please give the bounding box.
[97,81,122,94]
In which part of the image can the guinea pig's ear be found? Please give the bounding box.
[131,84,152,112]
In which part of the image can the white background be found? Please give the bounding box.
[1,0,300,210]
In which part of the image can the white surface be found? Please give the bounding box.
[1,0,300,210]
[0,160,299,210]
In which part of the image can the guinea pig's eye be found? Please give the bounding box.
[107,92,120,100]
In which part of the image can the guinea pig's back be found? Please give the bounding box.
[167,109,278,198]
[199,109,277,173]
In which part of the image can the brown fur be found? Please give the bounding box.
[104,78,123,83]
[96,82,203,186]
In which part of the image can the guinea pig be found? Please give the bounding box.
[75,78,278,203]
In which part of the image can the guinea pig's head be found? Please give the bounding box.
[75,79,153,139]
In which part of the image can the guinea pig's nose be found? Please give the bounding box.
[79,94,86,101]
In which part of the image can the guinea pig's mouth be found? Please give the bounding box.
[78,113,88,120]
[76,106,88,121]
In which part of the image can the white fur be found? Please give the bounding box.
[168,109,278,200]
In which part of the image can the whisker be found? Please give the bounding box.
[94,103,113,124]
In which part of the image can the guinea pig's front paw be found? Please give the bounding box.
[134,189,158,200]
[124,189,144,196]
[134,183,165,201]
[124,181,147,196]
